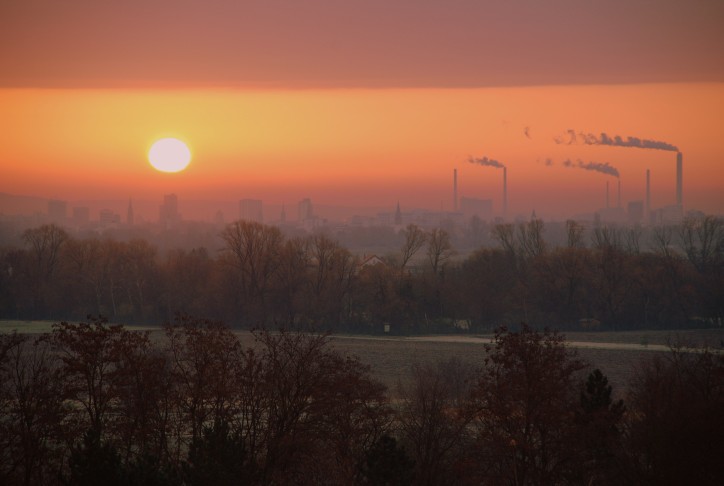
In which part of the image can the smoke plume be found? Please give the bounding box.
[468,155,505,169]
[555,130,678,152]
[562,158,619,178]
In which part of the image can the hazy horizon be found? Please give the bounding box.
[1,1,723,219]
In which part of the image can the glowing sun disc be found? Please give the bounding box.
[148,138,191,173]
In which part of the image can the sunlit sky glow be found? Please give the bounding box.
[1,1,723,220]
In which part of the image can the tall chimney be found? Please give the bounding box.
[617,179,621,208]
[453,168,458,212]
[503,167,508,217]
[676,152,683,207]
[606,181,610,209]
[646,169,650,222]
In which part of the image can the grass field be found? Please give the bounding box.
[3,319,722,397]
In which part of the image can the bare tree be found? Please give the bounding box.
[627,346,724,484]
[164,316,244,449]
[493,223,517,260]
[220,221,284,324]
[398,358,475,485]
[565,220,586,249]
[680,215,724,273]
[470,325,586,485]
[624,225,642,255]
[651,224,676,258]
[0,333,66,485]
[517,218,546,260]
[399,224,427,274]
[273,237,310,326]
[44,317,129,436]
[592,225,622,251]
[426,228,454,276]
[21,224,68,281]
[21,224,69,314]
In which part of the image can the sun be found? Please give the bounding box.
[148,138,192,173]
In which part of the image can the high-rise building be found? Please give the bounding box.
[298,198,313,222]
[240,199,263,223]
[159,194,180,228]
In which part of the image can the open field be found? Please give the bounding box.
[325,335,663,396]
[3,320,722,396]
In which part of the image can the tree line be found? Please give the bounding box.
[1,215,722,331]
[1,318,722,485]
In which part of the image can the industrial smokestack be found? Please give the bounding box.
[676,152,683,206]
[453,168,458,212]
[617,179,621,208]
[503,167,508,217]
[646,169,650,221]
[606,181,610,209]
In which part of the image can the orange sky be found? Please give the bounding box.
[1,1,723,220]
[1,83,722,219]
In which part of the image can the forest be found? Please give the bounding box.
[1,318,723,485]
[0,216,722,332]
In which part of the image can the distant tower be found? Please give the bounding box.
[280,204,286,223]
[646,169,651,221]
[676,152,683,207]
[159,193,179,227]
[453,168,458,212]
[606,181,610,209]
[502,167,508,218]
[394,202,402,225]
[617,179,621,208]
[127,198,134,225]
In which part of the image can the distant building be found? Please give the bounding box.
[240,199,263,223]
[627,200,644,224]
[159,194,180,228]
[653,204,684,224]
[298,198,313,222]
[280,204,286,223]
[99,208,121,225]
[460,197,493,220]
[359,254,386,268]
[48,199,67,223]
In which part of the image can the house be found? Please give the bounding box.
[359,254,386,268]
